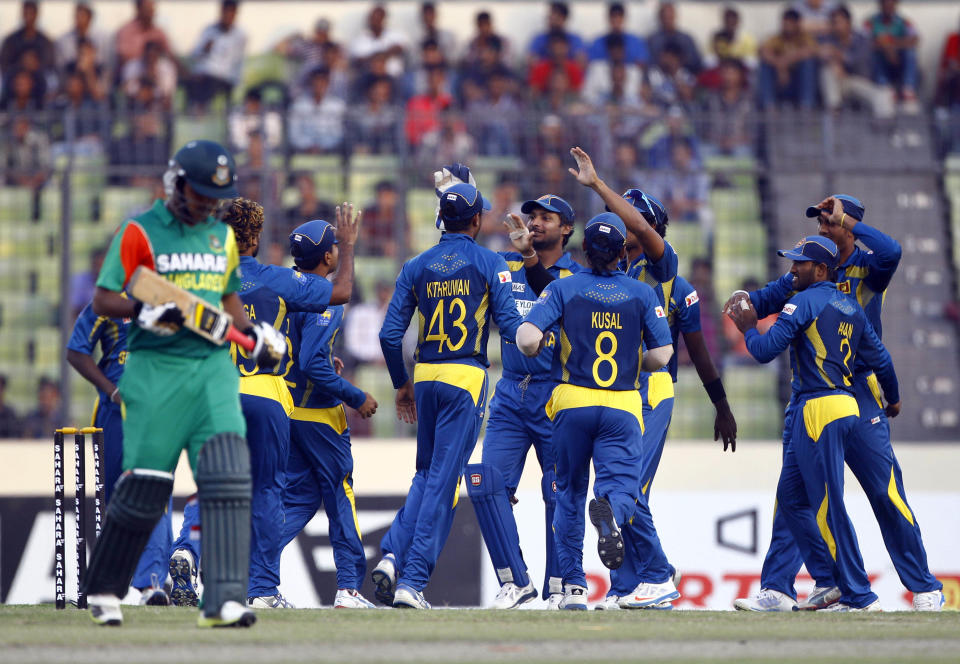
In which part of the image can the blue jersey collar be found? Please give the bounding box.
[439,232,477,245]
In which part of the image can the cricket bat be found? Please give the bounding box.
[127,266,255,351]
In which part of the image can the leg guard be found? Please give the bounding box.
[82,469,174,598]
[196,432,252,616]
[465,463,531,588]
[541,469,563,598]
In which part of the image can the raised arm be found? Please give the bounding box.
[329,203,361,305]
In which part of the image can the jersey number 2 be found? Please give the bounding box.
[426,298,468,352]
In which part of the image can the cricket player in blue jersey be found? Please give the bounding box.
[374,182,524,609]
[172,199,360,609]
[466,193,584,610]
[729,234,902,611]
[730,196,943,612]
[67,303,174,605]
[516,212,674,610]
[278,218,379,609]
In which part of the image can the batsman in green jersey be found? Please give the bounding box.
[81,140,285,628]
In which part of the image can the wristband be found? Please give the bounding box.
[704,377,726,404]
[110,387,120,402]
[521,250,536,259]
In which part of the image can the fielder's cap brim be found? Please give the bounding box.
[805,206,822,218]
[189,181,239,200]
[777,249,818,262]
[480,195,492,212]
[521,199,560,215]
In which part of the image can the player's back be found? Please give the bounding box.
[286,306,343,410]
[548,271,665,391]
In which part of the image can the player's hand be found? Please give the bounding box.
[568,146,600,187]
[814,196,845,226]
[727,296,758,333]
[357,392,378,418]
[885,401,901,418]
[333,356,344,376]
[714,402,737,452]
[722,290,751,316]
[134,300,184,336]
[248,321,285,369]
[110,387,122,405]
[395,380,417,424]
[335,202,361,246]
[503,213,533,255]
[433,163,475,193]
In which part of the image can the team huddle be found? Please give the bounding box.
[65,137,942,627]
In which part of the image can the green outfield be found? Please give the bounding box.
[1,605,959,663]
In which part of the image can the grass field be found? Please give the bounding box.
[2,606,959,663]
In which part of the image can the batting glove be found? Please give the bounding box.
[133,301,184,336]
[248,321,285,369]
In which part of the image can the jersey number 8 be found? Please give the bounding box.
[592,331,618,388]
[425,297,468,352]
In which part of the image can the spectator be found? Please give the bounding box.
[21,377,64,439]
[688,257,719,359]
[283,171,336,229]
[114,0,173,70]
[647,42,697,109]
[864,0,919,112]
[352,50,397,104]
[468,67,520,156]
[648,2,703,74]
[609,142,643,195]
[63,38,106,102]
[821,5,894,118]
[584,35,643,106]
[647,138,710,232]
[122,39,176,109]
[56,2,111,71]
[702,59,755,157]
[458,38,506,104]
[532,66,585,114]
[359,181,403,257]
[53,68,108,145]
[0,1,55,79]
[69,247,106,319]
[417,114,476,169]
[936,17,960,108]
[0,67,44,111]
[343,280,392,367]
[186,0,246,111]
[588,2,649,65]
[351,75,399,154]
[349,5,407,79]
[793,0,836,38]
[412,2,457,65]
[0,375,22,438]
[528,2,586,61]
[409,38,452,97]
[711,7,757,67]
[228,89,283,152]
[529,33,585,94]
[4,115,51,188]
[288,67,346,153]
[405,66,453,147]
[757,8,818,110]
[532,113,573,162]
[274,18,340,94]
[236,131,280,208]
[463,11,511,68]
[120,76,168,167]
[647,105,700,169]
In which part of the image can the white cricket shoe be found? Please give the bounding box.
[334,588,375,609]
[621,579,681,609]
[559,585,587,611]
[821,598,882,612]
[492,581,538,609]
[545,593,564,610]
[246,593,295,609]
[734,588,797,612]
[594,595,621,611]
[913,590,945,612]
[139,573,171,606]
[798,586,841,610]
[169,549,199,607]
[393,583,431,609]
[197,600,256,628]
[371,553,398,606]
[88,593,123,626]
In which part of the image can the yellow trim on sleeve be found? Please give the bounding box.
[290,404,348,434]
[816,485,838,561]
[223,226,240,293]
[239,374,295,416]
[473,288,489,354]
[887,465,915,526]
[505,260,524,272]
[802,394,859,441]
[645,372,675,410]
[545,383,644,432]
[866,372,883,409]
[413,362,486,406]
[342,474,362,538]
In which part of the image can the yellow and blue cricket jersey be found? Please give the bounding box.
[663,274,701,381]
[287,305,366,412]
[379,233,523,387]
[744,281,899,402]
[67,302,130,395]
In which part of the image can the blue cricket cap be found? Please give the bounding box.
[584,212,627,248]
[439,182,491,223]
[607,188,669,228]
[289,219,337,266]
[805,194,864,222]
[777,235,839,269]
[520,194,574,224]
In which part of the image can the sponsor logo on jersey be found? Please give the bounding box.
[782,303,797,315]
[318,310,333,326]
[209,234,223,251]
[655,305,666,318]
[293,271,306,282]
[156,252,228,274]
[470,473,482,487]
[537,290,550,302]
[516,299,534,316]
[512,282,526,293]
[498,271,512,283]
[838,281,851,293]
[685,291,699,307]
[871,416,881,424]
